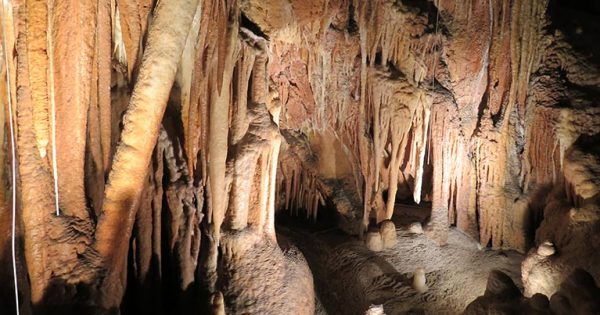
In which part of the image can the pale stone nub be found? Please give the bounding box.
[408,222,424,234]
[413,267,428,293]
[380,220,397,249]
[365,304,386,315]
[537,241,555,257]
[365,230,383,252]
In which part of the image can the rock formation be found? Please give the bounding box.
[464,269,600,315]
[0,0,599,314]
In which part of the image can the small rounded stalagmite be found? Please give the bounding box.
[408,222,424,234]
[537,241,556,257]
[365,229,384,252]
[413,267,428,293]
[380,220,397,249]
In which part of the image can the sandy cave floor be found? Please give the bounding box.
[277,205,524,315]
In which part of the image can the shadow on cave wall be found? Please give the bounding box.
[0,237,22,315]
[548,0,600,67]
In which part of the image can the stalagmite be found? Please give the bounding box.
[365,230,383,252]
[413,267,428,293]
[537,241,555,257]
[408,222,424,234]
[365,304,386,315]
[379,220,396,249]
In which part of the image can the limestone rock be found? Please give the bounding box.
[536,241,555,257]
[483,270,521,299]
[408,222,424,234]
[464,269,600,315]
[365,304,385,315]
[412,267,428,293]
[365,230,383,252]
[211,292,225,315]
[463,270,544,315]
[379,220,397,249]
[549,269,600,315]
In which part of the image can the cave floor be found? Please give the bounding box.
[277,207,524,315]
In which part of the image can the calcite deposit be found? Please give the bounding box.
[464,269,600,315]
[0,0,599,314]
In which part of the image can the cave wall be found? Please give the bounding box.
[0,0,599,313]
[1,0,314,313]
[257,0,600,252]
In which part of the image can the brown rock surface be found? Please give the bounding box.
[464,269,600,315]
[1,0,600,313]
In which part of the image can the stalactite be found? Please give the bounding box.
[361,1,435,85]
[364,67,432,222]
[84,0,114,216]
[131,154,159,313]
[97,0,113,173]
[207,0,239,241]
[13,7,102,304]
[25,0,50,161]
[522,106,560,191]
[187,0,219,203]
[277,144,325,222]
[95,0,199,308]
[3,0,598,312]
[226,30,259,231]
[114,0,154,81]
[1,3,20,312]
[14,2,57,301]
[186,0,240,295]
[427,95,453,245]
[47,0,59,216]
[412,102,431,204]
[356,0,371,233]
[178,2,201,176]
[261,0,561,252]
[112,5,127,66]
[51,0,97,219]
